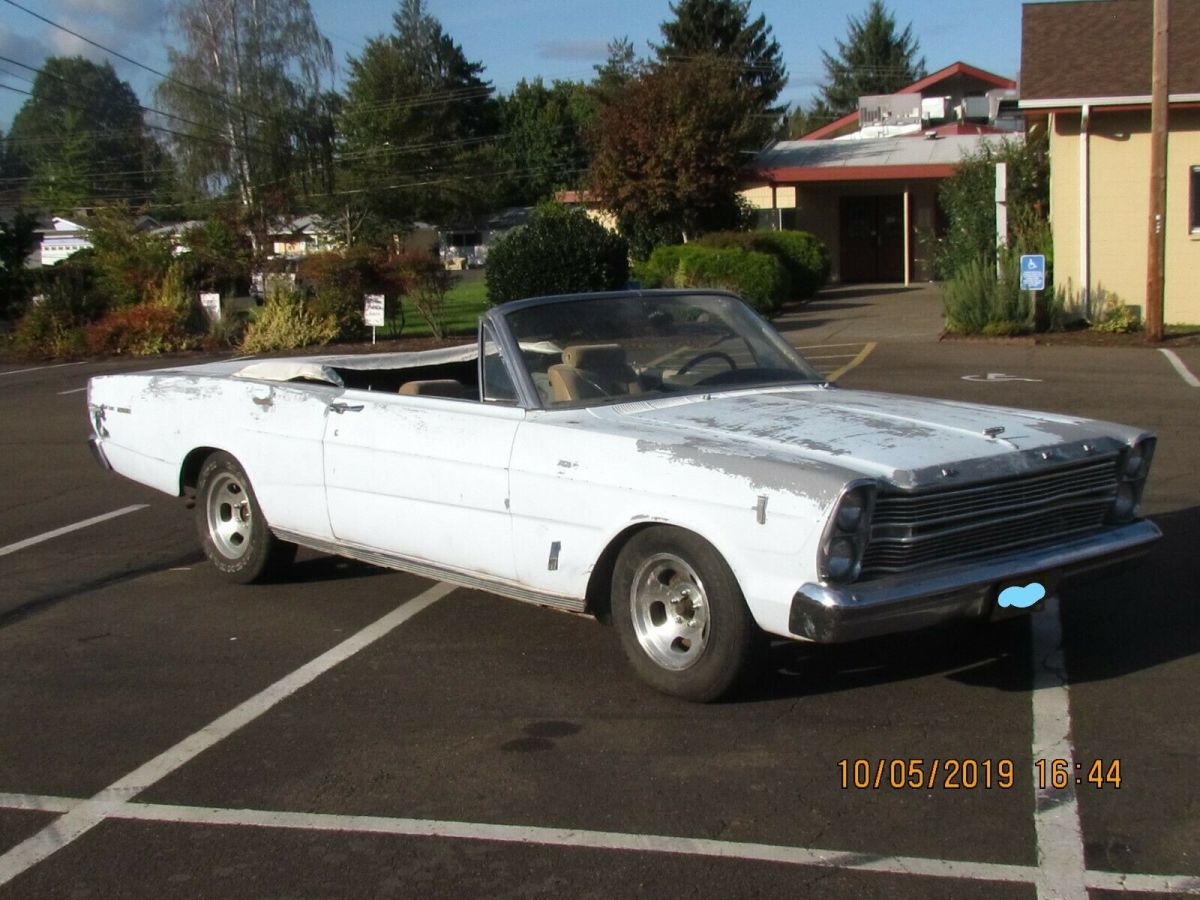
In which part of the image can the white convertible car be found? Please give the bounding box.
[87,290,1160,701]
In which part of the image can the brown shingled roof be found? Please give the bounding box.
[1022,0,1200,101]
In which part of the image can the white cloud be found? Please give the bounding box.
[59,0,167,35]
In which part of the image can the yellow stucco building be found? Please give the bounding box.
[1021,0,1200,324]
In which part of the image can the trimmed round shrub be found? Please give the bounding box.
[751,230,830,299]
[486,204,629,305]
[674,245,790,315]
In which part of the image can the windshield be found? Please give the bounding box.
[500,292,823,408]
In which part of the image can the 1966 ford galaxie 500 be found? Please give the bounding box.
[87,290,1160,701]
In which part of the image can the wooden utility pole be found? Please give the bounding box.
[1145,0,1169,342]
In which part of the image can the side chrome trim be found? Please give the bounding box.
[790,519,1161,643]
[272,528,588,615]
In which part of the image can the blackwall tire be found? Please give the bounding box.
[612,526,765,702]
[195,451,296,584]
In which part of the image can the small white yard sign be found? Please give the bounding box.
[199,292,221,321]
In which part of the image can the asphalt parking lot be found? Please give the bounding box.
[0,295,1197,899]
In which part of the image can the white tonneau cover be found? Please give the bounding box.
[229,341,561,386]
[232,343,479,386]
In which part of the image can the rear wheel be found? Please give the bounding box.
[612,527,765,702]
[195,451,295,583]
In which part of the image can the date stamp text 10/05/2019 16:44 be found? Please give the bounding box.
[837,758,1123,791]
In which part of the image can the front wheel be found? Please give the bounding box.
[612,527,765,702]
[195,451,296,583]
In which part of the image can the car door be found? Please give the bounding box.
[223,378,339,541]
[322,387,523,582]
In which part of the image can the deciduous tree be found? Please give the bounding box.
[0,209,37,318]
[494,78,590,207]
[589,58,760,253]
[156,0,334,249]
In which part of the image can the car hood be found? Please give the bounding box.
[592,386,1139,489]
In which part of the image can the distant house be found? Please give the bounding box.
[741,62,1020,284]
[266,214,339,259]
[1020,0,1200,324]
[555,190,619,233]
[37,216,92,266]
[150,220,206,257]
[35,214,159,266]
[438,207,532,269]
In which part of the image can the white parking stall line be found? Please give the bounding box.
[0,792,1196,893]
[57,387,88,395]
[0,362,86,378]
[0,580,456,888]
[1030,594,1089,900]
[0,794,77,814]
[1159,349,1200,387]
[0,505,149,559]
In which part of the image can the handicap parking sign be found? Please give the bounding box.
[1020,254,1046,291]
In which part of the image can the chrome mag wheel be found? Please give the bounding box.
[628,552,711,671]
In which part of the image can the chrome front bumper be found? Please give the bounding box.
[789,519,1161,643]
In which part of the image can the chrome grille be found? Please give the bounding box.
[862,458,1120,577]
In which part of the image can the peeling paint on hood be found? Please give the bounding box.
[595,386,1138,484]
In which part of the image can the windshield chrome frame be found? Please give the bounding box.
[480,289,827,412]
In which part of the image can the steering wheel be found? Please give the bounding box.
[674,350,738,378]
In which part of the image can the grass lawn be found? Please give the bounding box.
[376,273,490,339]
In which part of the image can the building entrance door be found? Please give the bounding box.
[839,195,905,282]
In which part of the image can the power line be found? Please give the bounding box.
[0,0,267,124]
[0,54,286,157]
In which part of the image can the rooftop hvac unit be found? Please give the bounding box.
[960,96,991,122]
[921,96,949,122]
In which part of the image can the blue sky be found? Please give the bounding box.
[0,0,1033,131]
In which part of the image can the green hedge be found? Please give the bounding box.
[634,244,689,289]
[486,204,629,305]
[697,230,830,299]
[637,244,789,315]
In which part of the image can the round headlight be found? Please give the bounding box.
[824,536,857,580]
[836,492,866,532]
[1112,482,1137,520]
[1123,447,1145,480]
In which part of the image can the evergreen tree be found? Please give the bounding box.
[655,0,786,125]
[592,37,645,102]
[6,57,161,210]
[817,1,925,118]
[338,0,495,228]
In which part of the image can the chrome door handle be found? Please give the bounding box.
[329,402,364,414]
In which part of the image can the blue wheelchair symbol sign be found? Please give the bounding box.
[1020,254,1046,291]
